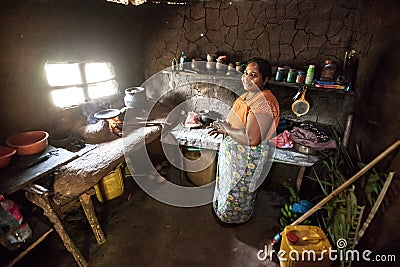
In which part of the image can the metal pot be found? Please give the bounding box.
[293,142,317,155]
[124,87,146,108]
[198,110,222,125]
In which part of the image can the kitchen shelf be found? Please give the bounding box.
[162,70,355,95]
[268,80,355,96]
[162,69,242,81]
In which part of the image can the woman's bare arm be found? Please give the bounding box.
[208,112,273,146]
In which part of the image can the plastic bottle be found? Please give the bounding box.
[271,233,282,246]
[179,51,186,71]
[305,65,315,85]
[0,195,32,249]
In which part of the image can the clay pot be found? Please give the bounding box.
[207,53,216,62]
[235,62,243,72]
[216,60,227,73]
[206,61,216,73]
[0,146,17,168]
[191,58,205,72]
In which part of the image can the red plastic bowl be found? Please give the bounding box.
[0,146,17,168]
[6,131,49,156]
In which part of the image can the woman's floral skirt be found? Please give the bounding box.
[213,136,274,224]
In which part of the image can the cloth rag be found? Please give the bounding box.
[289,126,337,151]
[270,130,293,148]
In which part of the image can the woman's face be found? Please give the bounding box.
[241,62,267,92]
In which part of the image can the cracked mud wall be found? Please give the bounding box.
[143,0,362,129]
[144,0,361,77]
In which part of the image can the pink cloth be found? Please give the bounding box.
[270,130,293,148]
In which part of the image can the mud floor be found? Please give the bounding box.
[3,166,287,267]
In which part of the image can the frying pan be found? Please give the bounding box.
[292,89,310,117]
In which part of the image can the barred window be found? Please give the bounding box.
[45,62,118,108]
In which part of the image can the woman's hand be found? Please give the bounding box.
[207,119,229,138]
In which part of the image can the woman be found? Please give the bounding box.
[207,57,280,224]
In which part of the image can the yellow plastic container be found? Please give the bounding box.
[280,225,332,267]
[94,164,124,202]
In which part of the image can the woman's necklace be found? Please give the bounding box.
[244,92,257,101]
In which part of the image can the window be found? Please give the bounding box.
[45,62,118,108]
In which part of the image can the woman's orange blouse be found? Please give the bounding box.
[226,90,280,141]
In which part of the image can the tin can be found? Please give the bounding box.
[287,69,297,83]
[296,71,305,84]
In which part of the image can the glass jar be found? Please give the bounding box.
[275,67,284,82]
[320,59,337,81]
[235,62,243,72]
[296,71,305,84]
[287,69,297,83]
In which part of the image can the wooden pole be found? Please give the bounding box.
[287,139,400,229]
[342,114,354,148]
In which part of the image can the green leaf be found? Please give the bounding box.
[368,173,380,183]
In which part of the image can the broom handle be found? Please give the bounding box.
[288,139,400,228]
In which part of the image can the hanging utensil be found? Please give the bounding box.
[292,86,310,117]
[169,58,177,89]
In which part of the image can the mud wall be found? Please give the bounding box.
[351,0,399,173]
[143,0,363,130]
[0,1,148,141]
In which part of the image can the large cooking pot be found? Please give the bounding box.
[124,87,146,109]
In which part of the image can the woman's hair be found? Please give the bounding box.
[247,57,272,80]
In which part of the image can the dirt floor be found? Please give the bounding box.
[2,165,400,267]
[2,164,286,267]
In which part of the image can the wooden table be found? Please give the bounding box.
[0,145,79,195]
[0,144,92,266]
[1,125,162,267]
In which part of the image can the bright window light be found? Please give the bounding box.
[85,62,115,83]
[51,87,85,108]
[45,61,118,108]
[87,80,118,99]
[45,63,82,86]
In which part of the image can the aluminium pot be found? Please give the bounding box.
[293,142,317,155]
[124,87,146,109]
